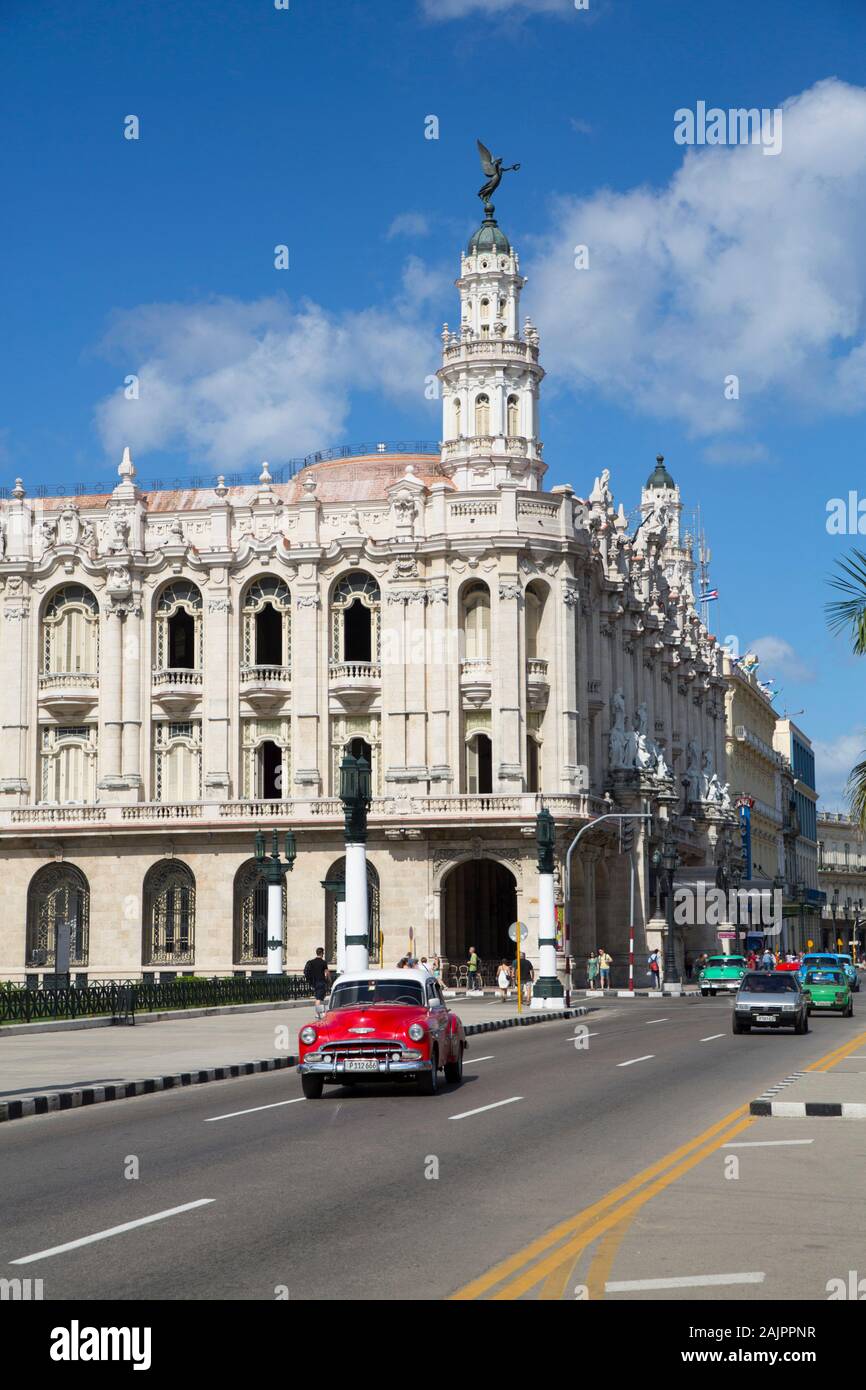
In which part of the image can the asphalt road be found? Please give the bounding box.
[2,994,863,1300]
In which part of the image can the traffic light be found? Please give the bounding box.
[620,819,635,854]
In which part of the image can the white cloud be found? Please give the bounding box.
[530,78,866,436]
[569,117,594,135]
[702,441,769,467]
[813,727,866,809]
[421,0,570,18]
[94,261,446,467]
[386,212,431,240]
[748,635,815,683]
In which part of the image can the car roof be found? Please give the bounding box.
[331,970,431,985]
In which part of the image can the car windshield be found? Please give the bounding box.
[707,957,742,967]
[835,956,853,966]
[806,970,844,985]
[739,974,798,993]
[329,980,425,1009]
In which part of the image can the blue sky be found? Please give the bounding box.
[2,0,866,803]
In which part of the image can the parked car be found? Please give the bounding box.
[296,969,466,1099]
[699,954,747,996]
[833,954,860,993]
[774,960,801,972]
[732,971,809,1034]
[802,967,854,1017]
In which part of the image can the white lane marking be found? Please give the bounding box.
[565,1032,599,1041]
[205,1098,306,1122]
[10,1200,215,1266]
[725,1139,814,1148]
[644,1018,669,1025]
[606,1272,765,1292]
[700,1033,726,1042]
[468,1055,495,1064]
[616,1055,655,1068]
[450,1096,523,1120]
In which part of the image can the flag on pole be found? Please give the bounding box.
[698,589,719,602]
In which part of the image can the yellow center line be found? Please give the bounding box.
[492,1115,754,1300]
[451,1024,866,1301]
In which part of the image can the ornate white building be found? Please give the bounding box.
[0,207,734,985]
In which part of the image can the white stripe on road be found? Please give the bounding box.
[725,1139,814,1148]
[468,1055,495,1064]
[449,1097,523,1120]
[617,1055,655,1067]
[205,1098,306,1122]
[10,1200,214,1265]
[700,1033,726,1042]
[606,1272,765,1292]
[644,1018,669,1025]
[565,1032,599,1041]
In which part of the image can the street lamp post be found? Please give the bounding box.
[532,806,563,1009]
[255,827,296,975]
[654,823,681,991]
[773,873,785,953]
[795,880,806,953]
[340,754,372,972]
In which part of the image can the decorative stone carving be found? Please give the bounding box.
[608,688,627,768]
[498,583,523,602]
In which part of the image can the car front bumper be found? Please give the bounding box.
[298,1056,433,1078]
[702,979,741,990]
[735,1008,800,1026]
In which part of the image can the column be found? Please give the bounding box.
[0,592,32,795]
[267,876,284,975]
[204,594,230,797]
[532,809,564,1007]
[494,556,523,791]
[293,584,321,792]
[344,841,370,972]
[121,601,142,792]
[98,605,123,790]
[427,569,451,786]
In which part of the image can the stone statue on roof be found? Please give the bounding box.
[476,140,520,212]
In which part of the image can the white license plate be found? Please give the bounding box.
[755,1014,776,1022]
[345,1059,380,1071]
[814,1001,830,1007]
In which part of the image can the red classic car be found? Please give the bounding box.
[297,970,467,1099]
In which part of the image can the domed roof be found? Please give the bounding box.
[467,214,511,256]
[645,454,675,490]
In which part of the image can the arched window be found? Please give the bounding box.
[26,863,90,968]
[465,733,493,795]
[241,717,291,800]
[40,725,98,803]
[474,394,490,436]
[526,735,540,793]
[155,582,202,672]
[242,575,291,672]
[42,585,99,676]
[154,722,202,802]
[323,857,380,965]
[525,584,545,660]
[331,571,381,665]
[453,396,462,437]
[233,858,286,965]
[507,394,520,437]
[462,581,491,662]
[143,860,195,965]
[479,298,491,337]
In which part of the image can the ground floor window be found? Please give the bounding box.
[323,856,381,965]
[143,860,195,965]
[233,858,287,964]
[26,863,90,968]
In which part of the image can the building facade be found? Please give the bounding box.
[0,208,736,985]
[773,718,824,952]
[818,813,866,958]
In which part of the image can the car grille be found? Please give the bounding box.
[318,1040,405,1061]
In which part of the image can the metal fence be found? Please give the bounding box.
[0,974,312,1024]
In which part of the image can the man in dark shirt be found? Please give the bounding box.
[512,953,534,1004]
[304,947,330,1012]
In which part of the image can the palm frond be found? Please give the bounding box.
[846,758,866,831]
[826,549,866,653]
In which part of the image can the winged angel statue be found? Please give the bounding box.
[476,139,520,212]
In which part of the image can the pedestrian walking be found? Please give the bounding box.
[497,960,511,1000]
[598,947,612,991]
[418,956,433,974]
[587,950,599,991]
[648,948,661,991]
[512,952,534,1004]
[467,945,480,994]
[304,947,330,1017]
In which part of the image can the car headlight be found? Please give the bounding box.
[836,992,848,1002]
[408,1023,426,1042]
[300,1026,318,1045]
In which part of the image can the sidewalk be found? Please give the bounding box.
[0,995,585,1107]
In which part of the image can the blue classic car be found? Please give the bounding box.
[834,954,860,993]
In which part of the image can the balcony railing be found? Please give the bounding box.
[38,672,99,690]
[240,664,291,683]
[152,669,203,687]
[2,792,597,832]
[329,662,381,681]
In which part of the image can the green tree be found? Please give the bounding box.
[827,549,866,825]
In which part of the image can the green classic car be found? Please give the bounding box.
[802,967,854,1018]
[699,954,747,997]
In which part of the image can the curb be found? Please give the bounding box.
[0,1006,587,1124]
[750,1100,866,1119]
[0,997,315,1037]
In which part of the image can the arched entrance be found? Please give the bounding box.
[440,859,516,968]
